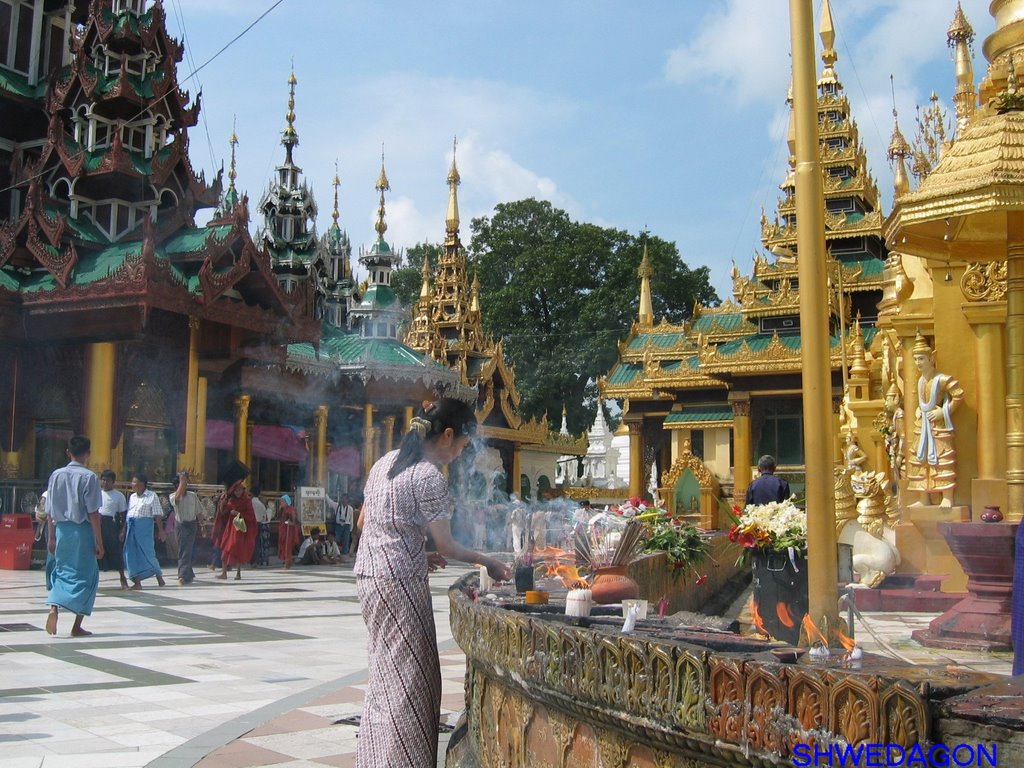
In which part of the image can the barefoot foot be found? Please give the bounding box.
[71,627,93,637]
[45,608,58,636]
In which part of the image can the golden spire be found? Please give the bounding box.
[375,146,390,241]
[419,257,432,301]
[947,2,976,133]
[470,271,481,314]
[331,160,341,228]
[227,119,238,195]
[818,0,838,86]
[637,237,654,326]
[446,136,461,237]
[283,68,298,159]
[887,78,912,198]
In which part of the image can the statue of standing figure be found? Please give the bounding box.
[907,333,963,507]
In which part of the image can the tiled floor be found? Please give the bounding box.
[0,562,1014,768]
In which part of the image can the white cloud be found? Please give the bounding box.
[664,0,790,106]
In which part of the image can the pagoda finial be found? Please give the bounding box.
[226,117,239,205]
[637,235,654,327]
[446,135,461,236]
[282,67,299,161]
[375,145,390,240]
[947,3,976,132]
[332,160,341,228]
[818,0,838,85]
[470,271,481,314]
[887,77,912,198]
[419,256,432,301]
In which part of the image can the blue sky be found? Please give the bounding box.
[170,0,992,299]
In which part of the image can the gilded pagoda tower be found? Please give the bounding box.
[348,155,405,339]
[258,71,322,300]
[603,0,886,515]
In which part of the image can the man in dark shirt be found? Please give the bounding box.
[745,455,791,505]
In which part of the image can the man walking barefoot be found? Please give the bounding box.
[45,436,104,637]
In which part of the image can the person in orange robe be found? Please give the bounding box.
[276,494,301,569]
[216,480,257,581]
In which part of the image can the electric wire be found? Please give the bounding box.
[169,0,218,174]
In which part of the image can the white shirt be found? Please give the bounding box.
[298,537,319,559]
[252,497,271,524]
[100,489,128,518]
[337,503,354,526]
[127,489,164,519]
[170,491,200,523]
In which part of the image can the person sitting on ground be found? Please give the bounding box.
[321,531,342,564]
[297,527,324,565]
[744,454,791,505]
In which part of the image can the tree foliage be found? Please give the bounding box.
[467,199,719,434]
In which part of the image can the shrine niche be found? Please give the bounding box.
[122,380,176,483]
[659,440,721,529]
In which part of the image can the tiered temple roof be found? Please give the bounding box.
[603,0,884,404]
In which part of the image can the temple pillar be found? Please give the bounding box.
[0,451,19,479]
[194,377,208,482]
[626,419,644,499]
[363,404,375,477]
[403,405,414,433]
[314,405,329,488]
[83,342,116,471]
[512,446,522,499]
[963,304,1007,481]
[383,415,396,455]
[233,394,250,466]
[729,394,752,505]
[1006,212,1024,522]
[177,318,200,473]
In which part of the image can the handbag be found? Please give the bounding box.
[232,514,247,533]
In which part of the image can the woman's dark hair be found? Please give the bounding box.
[133,473,148,489]
[388,398,477,479]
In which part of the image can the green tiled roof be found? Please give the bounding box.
[163,225,233,255]
[288,322,437,369]
[714,326,879,356]
[607,362,642,387]
[664,406,733,425]
[358,284,398,309]
[0,67,48,100]
[691,312,745,333]
[627,331,687,352]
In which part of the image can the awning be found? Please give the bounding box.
[204,420,308,463]
[328,446,362,477]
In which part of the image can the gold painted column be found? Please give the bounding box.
[177,318,200,473]
[363,404,375,477]
[791,0,838,634]
[195,377,208,482]
[730,395,752,505]
[964,304,1007,480]
[403,405,414,433]
[233,394,250,466]
[383,415,396,455]
[83,342,116,471]
[512,446,522,499]
[626,419,644,499]
[314,405,329,488]
[2,353,20,477]
[1006,213,1024,522]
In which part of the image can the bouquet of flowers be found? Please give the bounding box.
[727,497,806,563]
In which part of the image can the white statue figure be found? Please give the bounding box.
[835,468,900,589]
[906,333,963,507]
[882,383,905,483]
[509,501,528,557]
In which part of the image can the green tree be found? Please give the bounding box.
[468,199,718,434]
[390,242,442,309]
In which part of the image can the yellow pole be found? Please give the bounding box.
[314,405,329,488]
[1006,212,1024,522]
[731,397,752,505]
[233,394,250,466]
[83,342,116,471]
[195,377,208,482]
[383,415,396,455]
[974,321,1006,479]
[177,318,200,473]
[790,0,838,636]
[403,405,414,433]
[626,419,644,499]
[363,404,375,477]
[512,446,522,499]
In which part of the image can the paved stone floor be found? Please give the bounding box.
[0,563,1013,768]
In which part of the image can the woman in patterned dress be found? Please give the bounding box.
[354,399,511,768]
